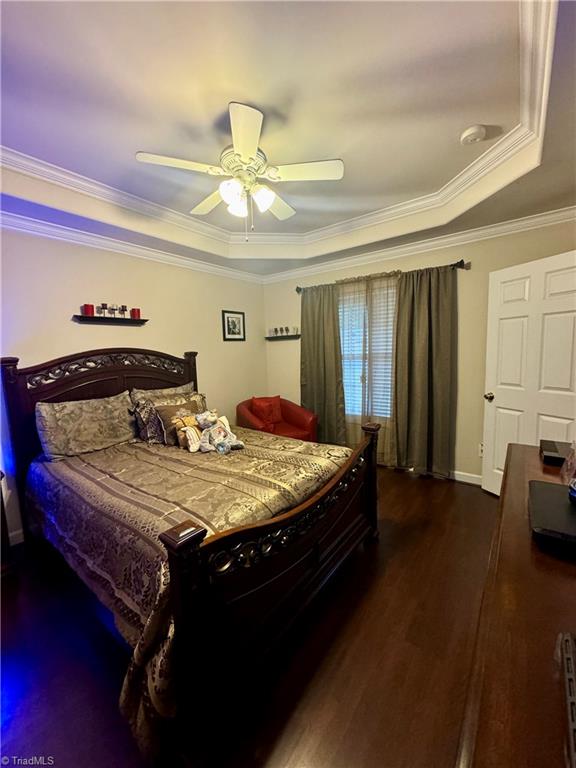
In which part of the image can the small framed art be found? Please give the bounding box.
[222,310,246,341]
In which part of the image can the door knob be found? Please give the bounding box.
[484,392,495,402]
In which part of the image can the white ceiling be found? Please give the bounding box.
[1,0,574,274]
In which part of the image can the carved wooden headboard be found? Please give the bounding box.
[1,347,198,504]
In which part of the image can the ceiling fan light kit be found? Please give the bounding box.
[227,196,248,219]
[217,177,276,218]
[135,102,345,228]
[219,178,244,205]
[252,184,275,214]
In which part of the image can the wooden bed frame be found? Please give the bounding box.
[1,347,379,697]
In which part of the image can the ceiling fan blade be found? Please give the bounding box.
[190,190,222,215]
[136,152,223,176]
[268,193,296,221]
[266,159,344,182]
[229,102,263,163]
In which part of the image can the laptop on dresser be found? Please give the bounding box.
[528,480,576,544]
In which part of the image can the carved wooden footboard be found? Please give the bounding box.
[160,423,379,690]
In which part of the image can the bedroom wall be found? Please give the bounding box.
[2,220,574,541]
[263,219,576,481]
[0,229,267,542]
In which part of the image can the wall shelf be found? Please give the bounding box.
[265,334,301,341]
[72,315,148,326]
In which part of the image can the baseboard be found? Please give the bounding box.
[8,528,24,546]
[452,471,482,487]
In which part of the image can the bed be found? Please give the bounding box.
[1,347,380,755]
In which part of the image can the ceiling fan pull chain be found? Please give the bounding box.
[250,195,255,233]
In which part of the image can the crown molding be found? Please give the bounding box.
[268,123,535,247]
[0,146,230,245]
[0,122,542,251]
[0,0,559,260]
[520,0,558,137]
[3,205,572,285]
[0,211,262,284]
[260,206,576,283]
[435,124,534,204]
[287,0,558,249]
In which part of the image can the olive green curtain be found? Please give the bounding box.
[395,264,457,478]
[300,284,347,444]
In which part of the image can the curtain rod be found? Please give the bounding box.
[295,259,471,293]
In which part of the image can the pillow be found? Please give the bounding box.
[130,382,204,407]
[155,399,205,445]
[132,400,166,444]
[251,396,283,429]
[35,391,136,460]
[146,392,190,406]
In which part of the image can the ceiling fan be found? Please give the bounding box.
[135,102,344,222]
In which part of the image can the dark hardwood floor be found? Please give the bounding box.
[1,469,498,768]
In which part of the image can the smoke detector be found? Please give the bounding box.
[460,125,487,145]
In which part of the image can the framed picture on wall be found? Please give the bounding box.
[222,310,246,342]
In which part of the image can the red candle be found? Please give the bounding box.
[82,304,95,317]
[130,307,141,319]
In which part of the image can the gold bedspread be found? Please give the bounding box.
[26,428,352,755]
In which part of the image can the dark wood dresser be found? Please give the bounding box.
[457,444,575,768]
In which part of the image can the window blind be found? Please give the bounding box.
[338,277,396,419]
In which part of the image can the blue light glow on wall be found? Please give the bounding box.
[0,383,16,477]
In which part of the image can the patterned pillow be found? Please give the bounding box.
[36,391,136,460]
[148,393,191,406]
[132,400,166,444]
[130,382,203,406]
[155,400,205,445]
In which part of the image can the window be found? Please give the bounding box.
[338,277,396,418]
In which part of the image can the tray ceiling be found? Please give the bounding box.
[1,0,573,273]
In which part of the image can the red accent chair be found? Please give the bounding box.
[236,397,318,442]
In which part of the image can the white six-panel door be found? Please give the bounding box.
[482,250,576,495]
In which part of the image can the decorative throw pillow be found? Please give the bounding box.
[251,396,283,430]
[130,382,204,407]
[35,391,136,460]
[145,392,189,406]
[132,399,167,444]
[155,400,205,445]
